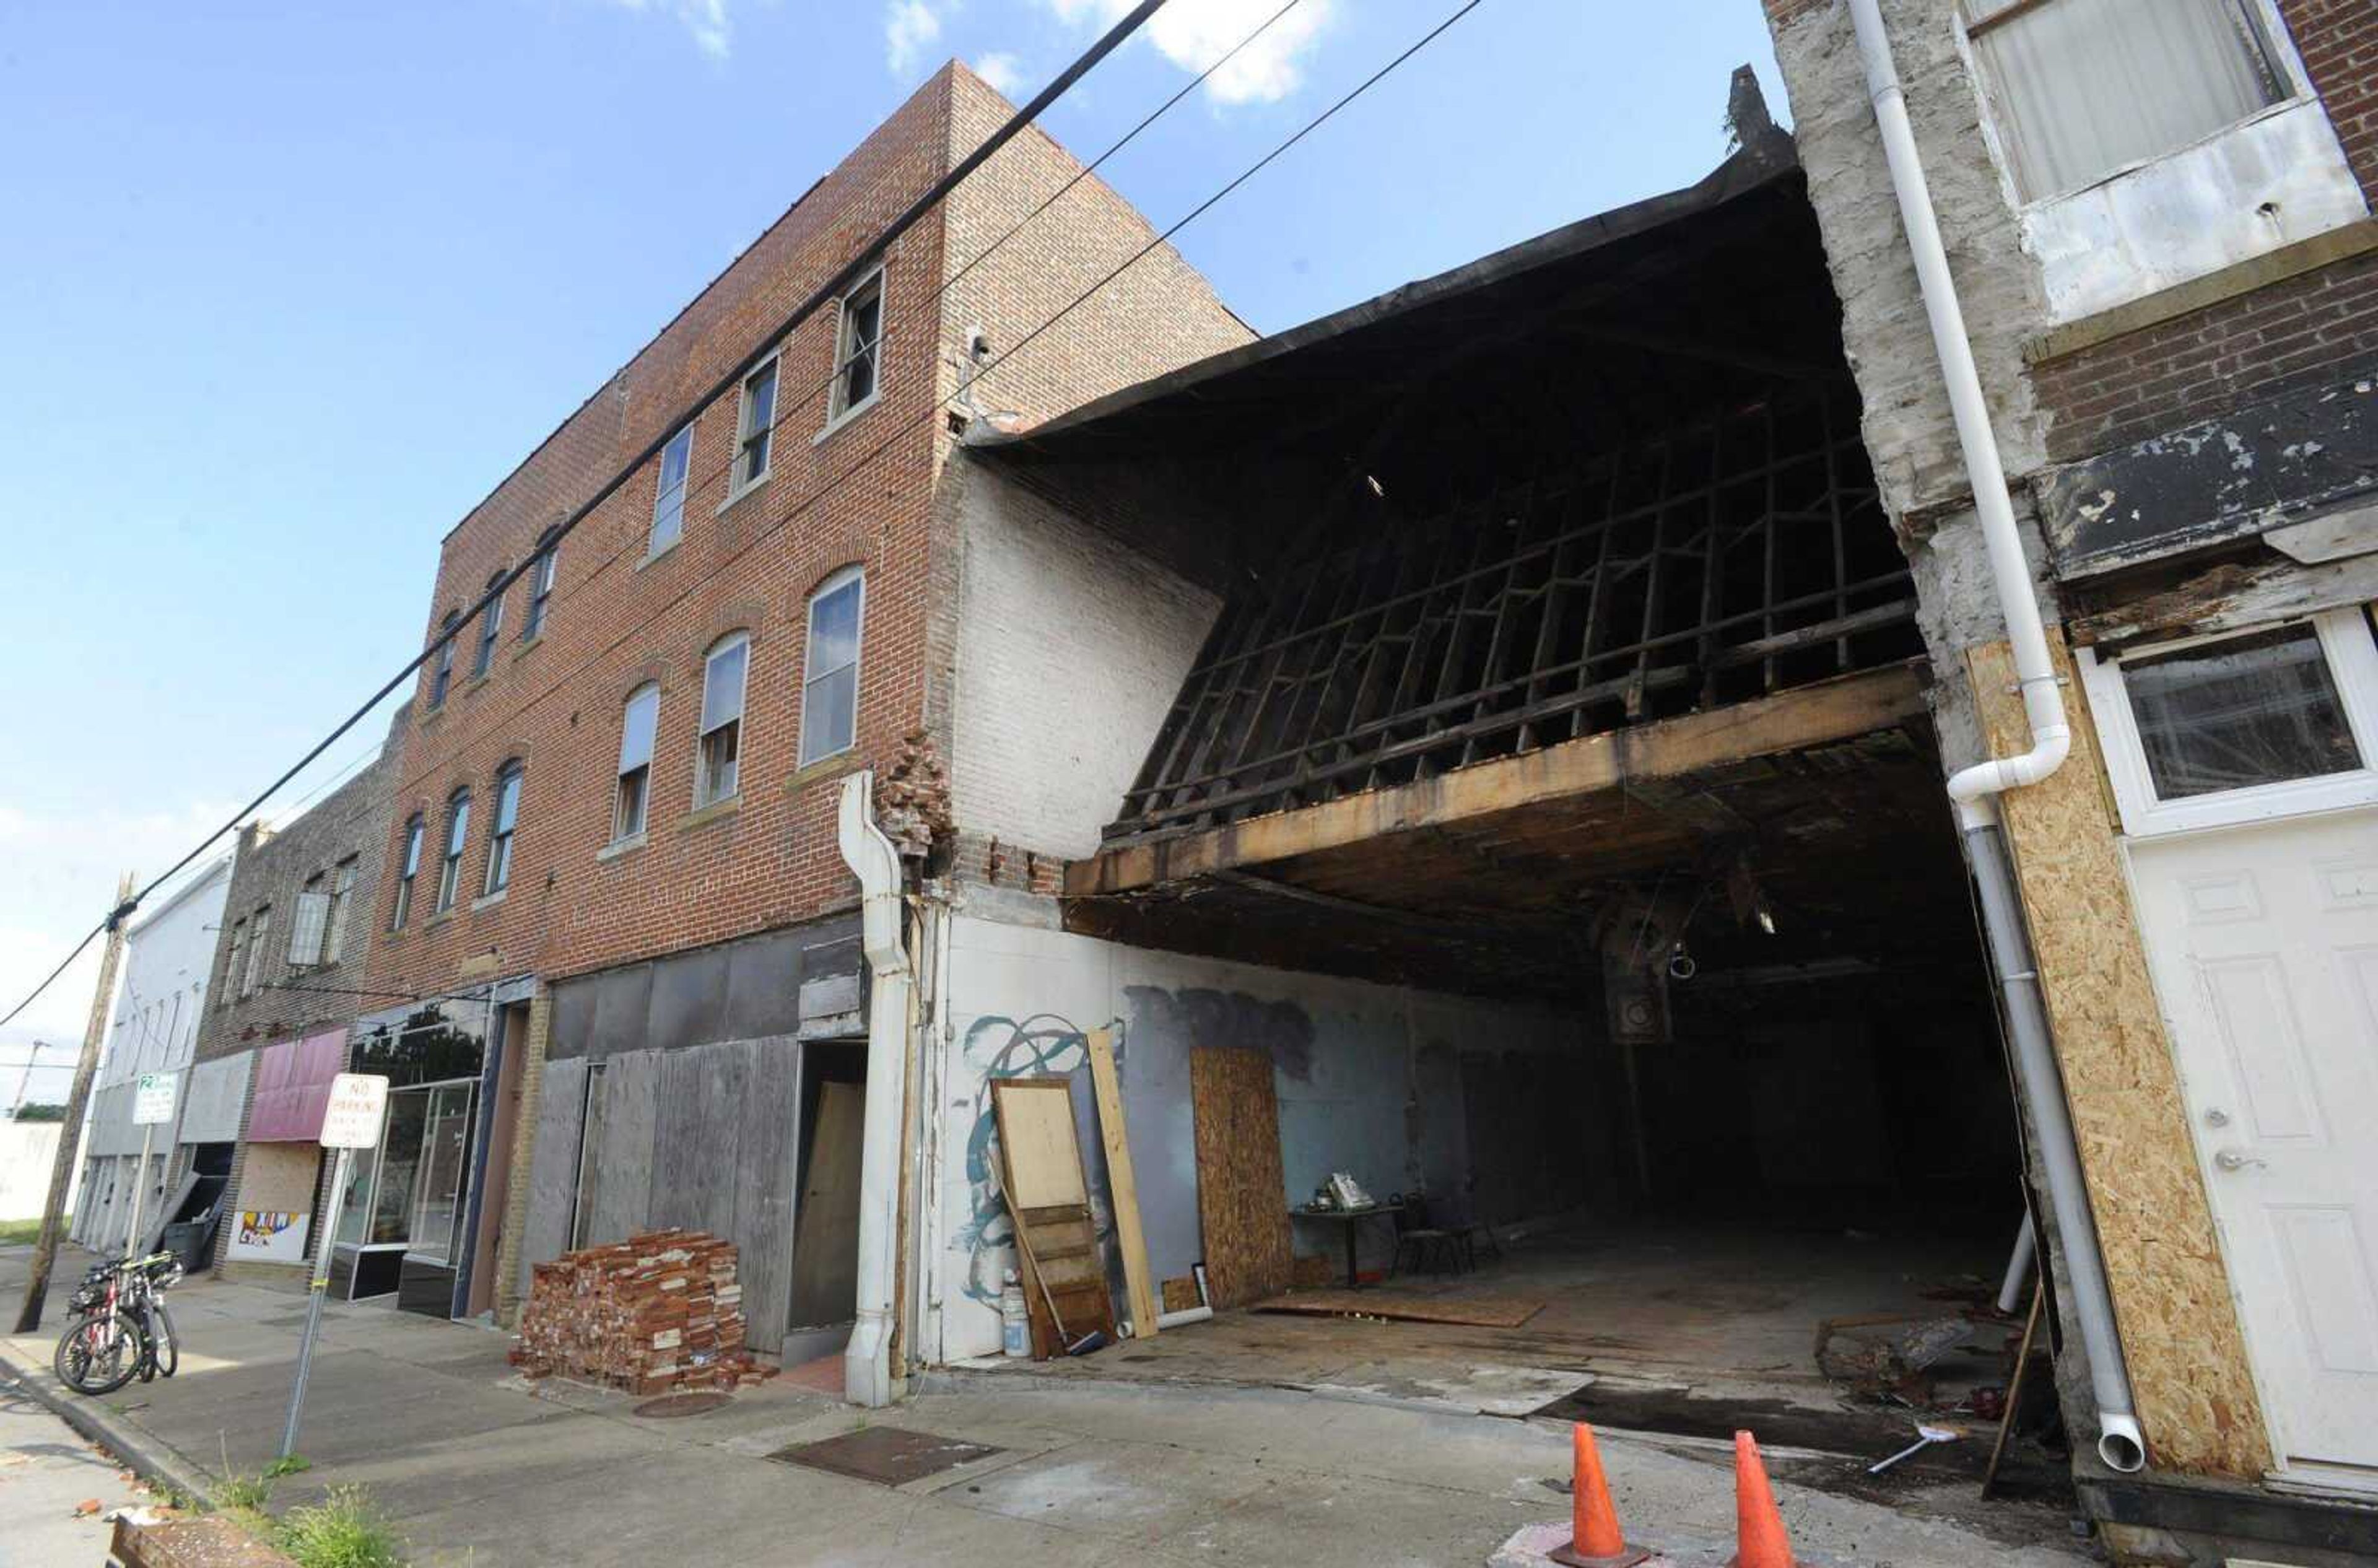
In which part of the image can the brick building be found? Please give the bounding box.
[190,714,404,1284]
[354,63,1247,1356]
[1760,0,2378,1560]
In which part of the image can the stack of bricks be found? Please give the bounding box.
[508,1229,769,1395]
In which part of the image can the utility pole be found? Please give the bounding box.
[15,872,136,1335]
[8,1040,47,1115]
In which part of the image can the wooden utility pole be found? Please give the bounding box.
[14,871,135,1334]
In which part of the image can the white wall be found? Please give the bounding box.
[926,910,1585,1363]
[951,458,1218,859]
[0,1120,69,1222]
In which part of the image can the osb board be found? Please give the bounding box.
[1253,1289,1545,1328]
[1969,636,2270,1476]
[1161,1275,1202,1313]
[1190,1047,1294,1310]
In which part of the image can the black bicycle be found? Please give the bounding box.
[53,1252,182,1395]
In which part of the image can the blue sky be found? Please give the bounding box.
[0,0,1786,1097]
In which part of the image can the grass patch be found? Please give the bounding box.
[276,1485,406,1568]
[0,1216,65,1245]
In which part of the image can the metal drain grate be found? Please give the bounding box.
[767,1426,1001,1486]
[632,1392,734,1419]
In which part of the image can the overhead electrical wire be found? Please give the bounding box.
[2,0,1488,1033]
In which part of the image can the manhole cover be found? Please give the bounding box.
[767,1426,1001,1486]
[633,1392,734,1419]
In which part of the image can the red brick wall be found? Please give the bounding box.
[2282,0,2378,203]
[2033,249,2378,460]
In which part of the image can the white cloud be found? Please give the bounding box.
[1043,0,1335,105]
[973,50,1028,98]
[886,0,944,78]
[604,0,733,61]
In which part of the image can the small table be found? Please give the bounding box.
[1289,1203,1402,1289]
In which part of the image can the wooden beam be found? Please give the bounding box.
[2066,548,2378,650]
[1084,1029,1159,1339]
[1067,661,1928,896]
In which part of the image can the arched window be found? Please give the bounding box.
[614,684,660,842]
[522,529,559,641]
[484,761,523,896]
[696,633,749,807]
[471,571,507,678]
[428,612,461,707]
[800,567,864,766]
[435,788,471,913]
[392,814,424,929]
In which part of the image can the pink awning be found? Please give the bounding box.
[246,1028,347,1143]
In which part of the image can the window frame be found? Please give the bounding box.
[222,918,247,1007]
[484,760,523,897]
[799,566,866,767]
[244,905,272,998]
[695,633,750,808]
[324,856,359,964]
[471,570,507,679]
[824,266,886,432]
[726,351,780,503]
[650,424,694,556]
[613,683,660,844]
[2080,607,2378,838]
[429,611,461,707]
[522,529,559,641]
[435,788,471,914]
[391,815,424,930]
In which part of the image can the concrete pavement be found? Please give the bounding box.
[0,1243,2092,1565]
[0,1378,151,1568]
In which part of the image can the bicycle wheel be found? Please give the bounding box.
[149,1302,178,1379]
[54,1315,139,1396]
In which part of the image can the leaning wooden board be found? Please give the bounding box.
[1086,1027,1159,1336]
[992,1076,1117,1357]
[1189,1047,1294,1309]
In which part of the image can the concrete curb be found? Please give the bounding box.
[0,1336,220,1509]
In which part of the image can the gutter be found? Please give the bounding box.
[837,770,913,1409]
[1846,0,2145,1474]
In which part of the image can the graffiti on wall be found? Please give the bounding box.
[951,1013,1118,1310]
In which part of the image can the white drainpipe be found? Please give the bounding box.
[1847,0,2145,1473]
[838,770,912,1409]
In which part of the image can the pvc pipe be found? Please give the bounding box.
[838,770,913,1409]
[1998,1211,2036,1316]
[1155,1306,1214,1330]
[1846,0,2141,1474]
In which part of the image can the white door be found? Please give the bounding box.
[2133,809,2378,1483]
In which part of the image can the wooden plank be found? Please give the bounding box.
[1254,1289,1544,1328]
[990,1079,1089,1209]
[1085,1028,1159,1338]
[1068,661,1928,896]
[734,1040,801,1356]
[1189,1048,1292,1310]
[2065,548,2378,650]
[690,1042,747,1242]
[788,1078,865,1328]
[588,1049,656,1245]
[513,1055,586,1304]
[647,1049,707,1233]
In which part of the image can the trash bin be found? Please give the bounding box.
[161,1219,212,1274]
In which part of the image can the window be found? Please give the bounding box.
[484,760,523,895]
[289,876,330,968]
[650,425,693,554]
[614,684,659,842]
[829,269,884,423]
[471,571,506,679]
[323,856,358,964]
[801,568,864,766]
[436,789,471,913]
[522,529,558,641]
[732,355,777,494]
[429,611,461,707]
[222,919,248,1006]
[391,816,424,930]
[1962,0,2289,201]
[244,906,272,997]
[696,634,748,806]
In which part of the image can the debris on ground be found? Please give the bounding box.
[508,1228,770,1395]
[1814,1312,1972,1398]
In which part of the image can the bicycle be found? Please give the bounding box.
[53,1252,183,1396]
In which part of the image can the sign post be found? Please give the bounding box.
[281,1072,387,1460]
[123,1072,179,1261]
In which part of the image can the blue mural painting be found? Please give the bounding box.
[951,1013,1118,1310]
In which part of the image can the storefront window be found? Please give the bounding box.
[368,1090,429,1246]
[409,1084,475,1265]
[335,1144,378,1248]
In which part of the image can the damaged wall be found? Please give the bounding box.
[930,912,1590,1362]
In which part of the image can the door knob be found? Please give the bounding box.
[2214,1149,2267,1172]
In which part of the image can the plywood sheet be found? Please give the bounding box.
[589,1050,658,1245]
[1253,1289,1544,1328]
[1969,636,2269,1476]
[1086,1028,1159,1336]
[788,1079,865,1328]
[515,1055,587,1304]
[991,1079,1089,1210]
[736,1041,801,1357]
[1189,1048,1293,1310]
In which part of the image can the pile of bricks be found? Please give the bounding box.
[508,1229,770,1395]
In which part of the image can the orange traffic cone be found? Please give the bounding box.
[1730,1430,1796,1568]
[1549,1422,1649,1568]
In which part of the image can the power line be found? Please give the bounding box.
[4,0,1486,1029]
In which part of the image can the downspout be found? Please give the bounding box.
[1845,0,2145,1473]
[838,770,912,1409]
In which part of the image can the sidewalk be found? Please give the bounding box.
[0,1244,2091,1566]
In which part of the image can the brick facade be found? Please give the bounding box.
[2283,0,2378,203]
